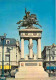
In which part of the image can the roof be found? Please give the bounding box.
[0,36,6,39]
[0,36,16,46]
[44,43,56,48]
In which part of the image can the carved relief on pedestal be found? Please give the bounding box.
[20,32,41,38]
[21,63,24,66]
[39,62,42,66]
[25,33,28,36]
[33,33,37,36]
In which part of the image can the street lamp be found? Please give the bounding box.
[1,36,6,80]
[7,47,12,77]
[1,38,4,77]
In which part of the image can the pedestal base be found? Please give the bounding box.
[15,59,49,78]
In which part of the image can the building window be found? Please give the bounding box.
[52,51,55,55]
[5,55,9,61]
[6,40,10,44]
[7,47,10,53]
[50,57,51,60]
[52,56,54,60]
[7,41,10,44]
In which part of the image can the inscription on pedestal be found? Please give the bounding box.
[25,63,37,66]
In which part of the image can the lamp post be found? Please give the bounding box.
[7,47,12,77]
[1,36,6,80]
[49,48,51,77]
[1,37,5,77]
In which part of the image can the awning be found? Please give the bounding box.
[0,65,11,69]
[46,66,56,70]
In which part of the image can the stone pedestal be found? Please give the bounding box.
[15,59,48,79]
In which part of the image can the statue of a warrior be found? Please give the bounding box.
[17,8,42,29]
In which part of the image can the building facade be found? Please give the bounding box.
[0,35,20,73]
[42,44,56,72]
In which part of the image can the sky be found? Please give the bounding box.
[0,0,55,56]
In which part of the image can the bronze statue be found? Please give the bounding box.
[17,8,42,29]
